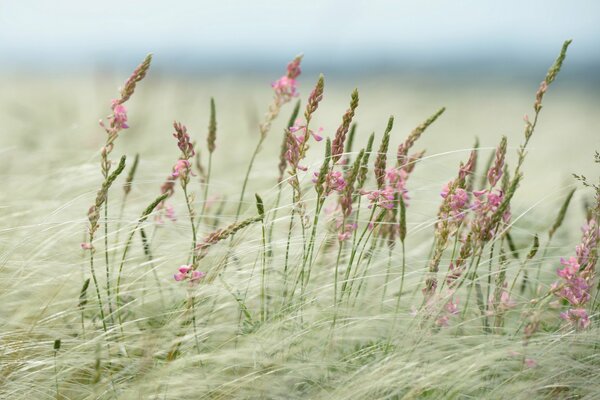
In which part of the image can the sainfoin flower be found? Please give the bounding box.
[111,100,129,130]
[271,56,302,102]
[174,265,206,283]
[560,308,591,329]
[313,171,346,196]
[553,218,599,329]
[337,222,357,241]
[361,187,395,209]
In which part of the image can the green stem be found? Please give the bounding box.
[197,152,213,231]
[260,219,267,322]
[104,195,115,325]
[234,138,264,223]
[89,249,108,334]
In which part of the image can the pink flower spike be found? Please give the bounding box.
[81,242,93,250]
[111,99,129,129]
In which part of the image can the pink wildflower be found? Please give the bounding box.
[174,264,206,284]
[361,187,395,209]
[271,56,302,102]
[172,159,192,178]
[111,100,129,130]
[81,242,94,250]
[313,171,346,196]
[338,223,357,241]
[560,308,591,329]
[557,256,579,279]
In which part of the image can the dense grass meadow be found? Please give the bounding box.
[1,41,600,399]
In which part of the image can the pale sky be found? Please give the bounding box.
[0,0,598,70]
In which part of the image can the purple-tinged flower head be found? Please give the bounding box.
[553,217,599,315]
[110,99,129,130]
[558,277,590,306]
[331,89,359,164]
[174,264,206,284]
[557,256,579,280]
[286,55,302,80]
[338,222,358,242]
[361,187,396,210]
[313,171,346,196]
[173,122,195,159]
[290,122,324,142]
[560,308,591,329]
[470,188,509,243]
[172,159,192,179]
[487,136,507,187]
[445,297,459,315]
[272,76,299,102]
[386,167,408,197]
[285,130,305,172]
[285,120,324,176]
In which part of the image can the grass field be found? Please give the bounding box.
[1,43,600,399]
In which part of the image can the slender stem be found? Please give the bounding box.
[300,197,325,294]
[234,138,264,223]
[197,152,213,230]
[381,246,393,310]
[104,195,115,324]
[189,290,202,355]
[182,185,198,265]
[340,207,375,300]
[89,249,108,334]
[282,207,296,305]
[260,219,267,322]
[460,248,484,321]
[54,351,59,398]
[267,186,283,259]
[385,240,406,353]
[116,226,139,336]
[340,207,377,299]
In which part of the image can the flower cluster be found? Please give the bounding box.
[552,219,599,329]
[174,264,206,283]
[337,222,358,242]
[361,166,410,210]
[440,184,469,224]
[110,100,129,130]
[271,56,302,103]
[156,122,196,223]
[285,121,323,172]
[436,296,460,327]
[361,187,395,210]
[313,170,346,196]
[470,188,511,243]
